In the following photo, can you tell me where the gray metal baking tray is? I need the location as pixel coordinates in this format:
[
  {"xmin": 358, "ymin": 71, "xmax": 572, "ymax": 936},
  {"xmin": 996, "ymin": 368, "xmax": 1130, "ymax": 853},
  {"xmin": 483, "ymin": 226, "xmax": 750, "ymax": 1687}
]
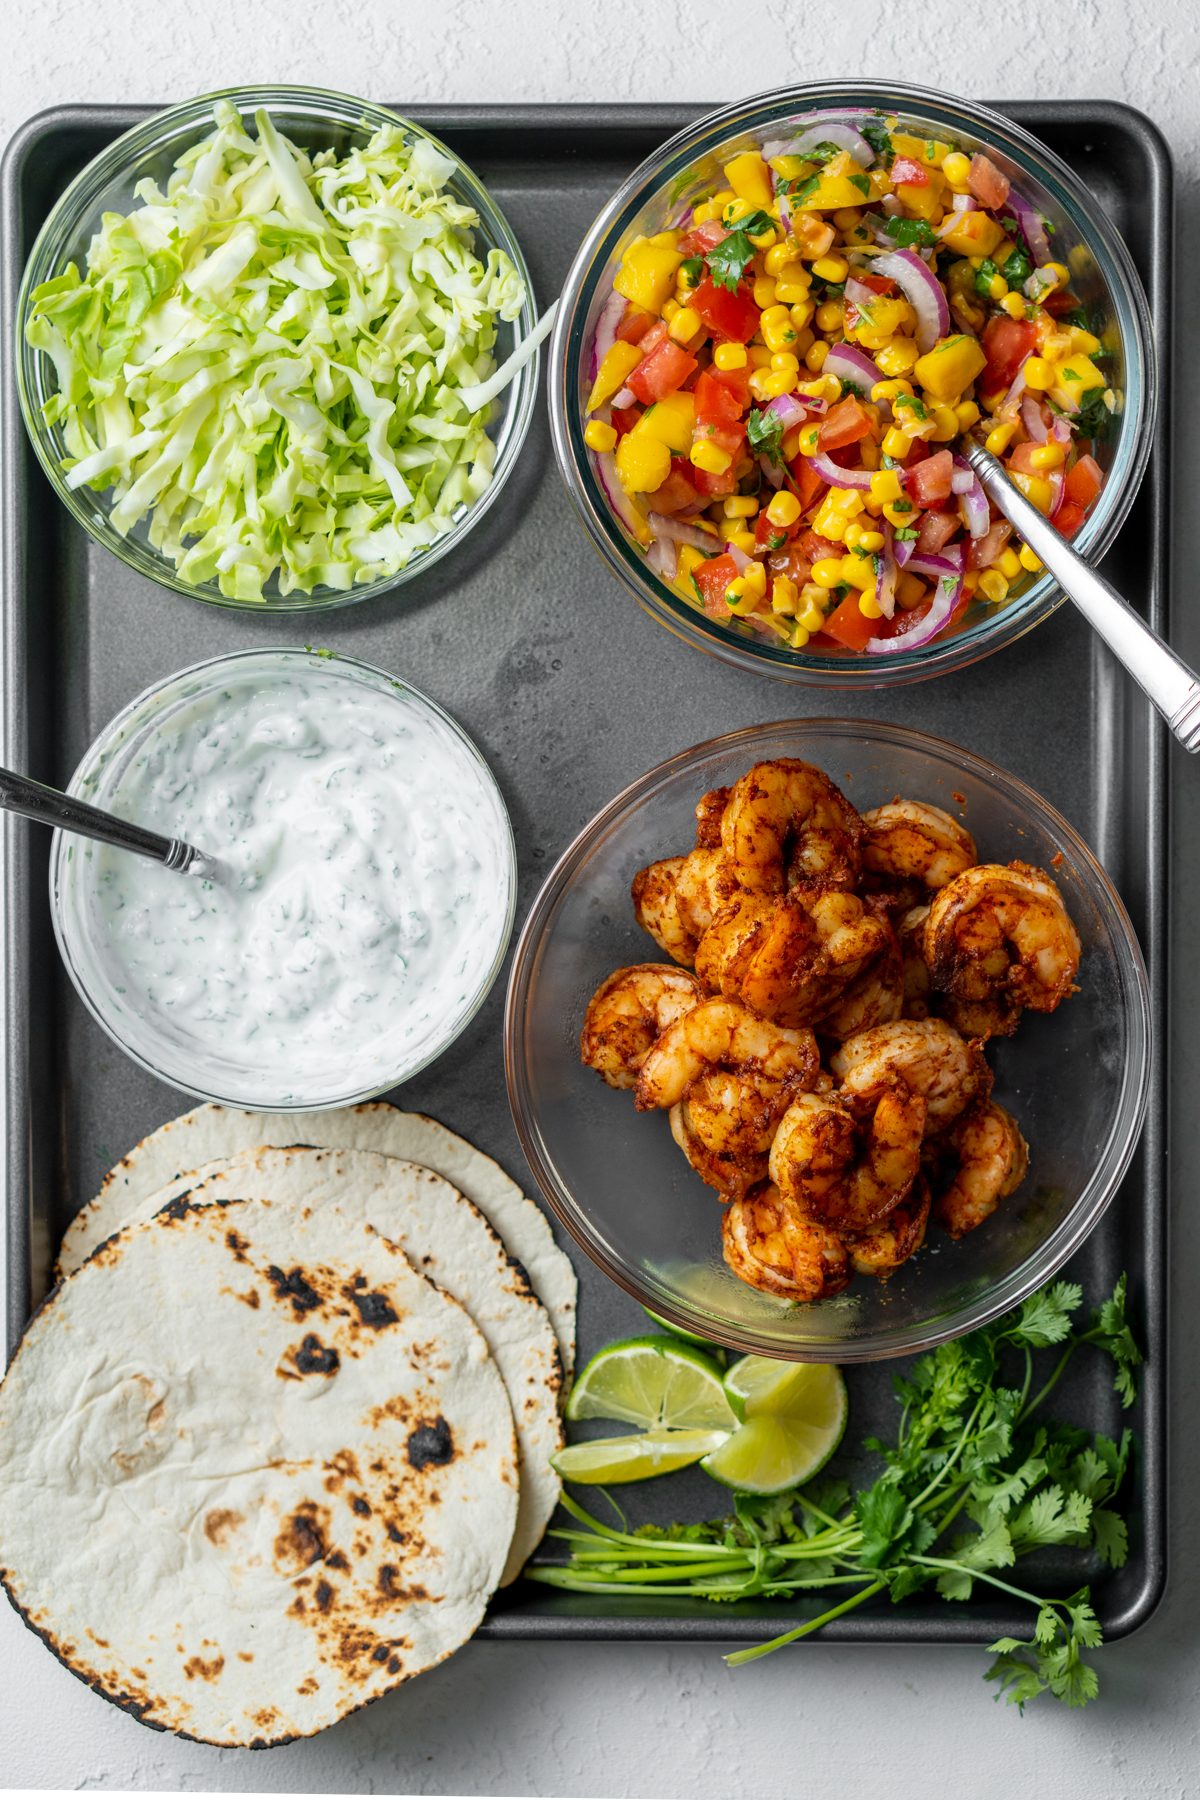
[{"xmin": 0, "ymin": 100, "xmax": 1170, "ymax": 1650}]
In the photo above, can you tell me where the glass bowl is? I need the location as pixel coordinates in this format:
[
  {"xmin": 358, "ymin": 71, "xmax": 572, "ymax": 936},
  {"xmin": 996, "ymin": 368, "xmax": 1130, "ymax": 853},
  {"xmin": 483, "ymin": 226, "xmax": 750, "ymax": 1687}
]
[
  {"xmin": 549, "ymin": 80, "xmax": 1155, "ymax": 688},
  {"xmin": 51, "ymin": 647, "xmax": 517, "ymax": 1109},
  {"xmin": 505, "ymin": 719, "xmax": 1151, "ymax": 1359},
  {"xmin": 15, "ymin": 85, "xmax": 539, "ymax": 613}
]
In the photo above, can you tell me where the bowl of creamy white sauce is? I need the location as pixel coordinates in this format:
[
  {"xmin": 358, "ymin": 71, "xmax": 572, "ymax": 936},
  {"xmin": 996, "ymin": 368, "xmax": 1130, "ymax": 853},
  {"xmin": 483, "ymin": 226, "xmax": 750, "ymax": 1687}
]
[{"xmin": 50, "ymin": 648, "xmax": 516, "ymax": 1109}]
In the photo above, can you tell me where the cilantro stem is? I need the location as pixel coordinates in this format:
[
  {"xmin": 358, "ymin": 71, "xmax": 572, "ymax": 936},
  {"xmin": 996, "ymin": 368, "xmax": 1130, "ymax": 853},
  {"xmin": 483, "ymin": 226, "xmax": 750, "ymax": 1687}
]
[
  {"xmin": 910, "ymin": 1555, "xmax": 1048, "ymax": 1612},
  {"xmin": 723, "ymin": 1579, "xmax": 888, "ymax": 1666},
  {"xmin": 1020, "ymin": 1343, "xmax": 1076, "ymax": 1423}
]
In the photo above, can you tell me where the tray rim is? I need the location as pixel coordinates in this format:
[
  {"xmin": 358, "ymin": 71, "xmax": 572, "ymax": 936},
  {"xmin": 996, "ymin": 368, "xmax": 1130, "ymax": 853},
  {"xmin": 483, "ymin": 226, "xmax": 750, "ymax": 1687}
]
[{"xmin": 0, "ymin": 95, "xmax": 1171, "ymax": 1650}]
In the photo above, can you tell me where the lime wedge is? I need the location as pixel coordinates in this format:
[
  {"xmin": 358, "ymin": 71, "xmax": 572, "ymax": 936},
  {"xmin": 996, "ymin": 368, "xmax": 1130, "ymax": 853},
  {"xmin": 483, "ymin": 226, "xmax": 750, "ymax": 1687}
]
[
  {"xmin": 703, "ymin": 1364, "xmax": 848, "ymax": 1495},
  {"xmin": 566, "ymin": 1335, "xmax": 737, "ymax": 1431},
  {"xmin": 552, "ymin": 1428, "xmax": 731, "ymax": 1485},
  {"xmin": 642, "ymin": 1307, "xmax": 721, "ymax": 1349}
]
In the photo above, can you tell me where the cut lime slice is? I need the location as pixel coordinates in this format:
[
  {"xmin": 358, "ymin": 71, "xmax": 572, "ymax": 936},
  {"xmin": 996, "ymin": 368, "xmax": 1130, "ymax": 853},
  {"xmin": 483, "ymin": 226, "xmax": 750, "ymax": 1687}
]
[
  {"xmin": 642, "ymin": 1307, "xmax": 720, "ymax": 1349},
  {"xmin": 566, "ymin": 1335, "xmax": 737, "ymax": 1431},
  {"xmin": 552, "ymin": 1428, "xmax": 731, "ymax": 1485},
  {"xmin": 723, "ymin": 1356, "xmax": 846, "ymax": 1426}
]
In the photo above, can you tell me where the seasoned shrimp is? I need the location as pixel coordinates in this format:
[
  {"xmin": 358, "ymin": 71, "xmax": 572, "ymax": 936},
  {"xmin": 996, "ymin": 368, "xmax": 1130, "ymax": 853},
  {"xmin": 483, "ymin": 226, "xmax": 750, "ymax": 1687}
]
[
  {"xmin": 769, "ymin": 1084, "xmax": 925, "ymax": 1232},
  {"xmin": 861, "ymin": 799, "xmax": 977, "ymax": 906},
  {"xmin": 934, "ymin": 1102, "xmax": 1029, "ymax": 1238},
  {"xmin": 720, "ymin": 758, "xmax": 863, "ymax": 893},
  {"xmin": 898, "ymin": 904, "xmax": 933, "ymax": 1020},
  {"xmin": 923, "ymin": 861, "xmax": 1081, "ymax": 1019},
  {"xmin": 631, "ymin": 847, "xmax": 738, "ymax": 967},
  {"xmin": 815, "ymin": 916, "xmax": 904, "ymax": 1039},
  {"xmin": 636, "ymin": 997, "xmax": 819, "ymax": 1198},
  {"xmin": 722, "ymin": 1182, "xmax": 849, "ymax": 1302},
  {"xmin": 846, "ymin": 1175, "xmax": 931, "ymax": 1277},
  {"xmin": 694, "ymin": 786, "xmax": 731, "ymax": 849},
  {"xmin": 830, "ymin": 1018, "xmax": 991, "ymax": 1129},
  {"xmin": 580, "ymin": 964, "xmax": 702, "ymax": 1089},
  {"xmin": 696, "ymin": 888, "xmax": 892, "ymax": 1029}
]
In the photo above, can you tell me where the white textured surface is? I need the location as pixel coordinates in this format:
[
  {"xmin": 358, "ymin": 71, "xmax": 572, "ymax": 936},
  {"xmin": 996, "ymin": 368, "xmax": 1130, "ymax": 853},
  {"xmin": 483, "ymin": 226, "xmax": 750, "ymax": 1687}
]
[{"xmin": 4, "ymin": 3, "xmax": 1200, "ymax": 1794}]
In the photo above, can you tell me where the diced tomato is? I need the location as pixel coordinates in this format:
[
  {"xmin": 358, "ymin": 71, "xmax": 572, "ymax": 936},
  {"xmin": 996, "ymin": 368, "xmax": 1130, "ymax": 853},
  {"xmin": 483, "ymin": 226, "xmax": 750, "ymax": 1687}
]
[
  {"xmin": 818, "ymin": 396, "xmax": 875, "ymax": 451},
  {"xmin": 967, "ymin": 153, "xmax": 1010, "ymax": 210},
  {"xmin": 1044, "ymin": 289, "xmax": 1081, "ymax": 318},
  {"xmin": 692, "ymin": 277, "xmax": 761, "ymax": 344},
  {"xmin": 638, "ymin": 321, "xmax": 669, "ymax": 356},
  {"xmin": 708, "ymin": 359, "xmax": 752, "ymax": 411},
  {"xmin": 1065, "ymin": 453, "xmax": 1104, "ymax": 508},
  {"xmin": 1054, "ymin": 500, "xmax": 1085, "ymax": 538},
  {"xmin": 890, "ymin": 155, "xmax": 928, "ymax": 187},
  {"xmin": 692, "ymin": 368, "xmax": 744, "ymax": 424},
  {"xmin": 855, "ymin": 272, "xmax": 897, "ymax": 296},
  {"xmin": 627, "ymin": 341, "xmax": 698, "ymax": 404},
  {"xmin": 693, "ymin": 552, "xmax": 740, "ymax": 616},
  {"xmin": 610, "ymin": 406, "xmax": 639, "ymax": 438},
  {"xmin": 689, "ymin": 462, "xmax": 738, "ymax": 498},
  {"xmin": 797, "ymin": 528, "xmax": 841, "ymax": 563},
  {"xmin": 698, "ymin": 418, "xmax": 747, "ymax": 459},
  {"xmin": 915, "ymin": 509, "xmax": 960, "ymax": 555},
  {"xmin": 1006, "ymin": 440, "xmax": 1045, "ymax": 476},
  {"xmin": 823, "ymin": 592, "xmax": 877, "ymax": 650},
  {"xmin": 767, "ymin": 545, "xmax": 815, "ymax": 586},
  {"xmin": 615, "ymin": 308, "xmax": 656, "ymax": 345},
  {"xmin": 646, "ymin": 467, "xmax": 702, "ymax": 515},
  {"xmin": 966, "ymin": 520, "xmax": 1013, "ymax": 570},
  {"xmin": 754, "ymin": 503, "xmax": 800, "ymax": 552},
  {"xmin": 677, "ymin": 221, "xmax": 727, "ymax": 257},
  {"xmin": 981, "ymin": 316, "xmax": 1037, "ymax": 395},
  {"xmin": 788, "ymin": 456, "xmax": 828, "ymax": 513},
  {"xmin": 905, "ymin": 448, "xmax": 954, "ymax": 506}
]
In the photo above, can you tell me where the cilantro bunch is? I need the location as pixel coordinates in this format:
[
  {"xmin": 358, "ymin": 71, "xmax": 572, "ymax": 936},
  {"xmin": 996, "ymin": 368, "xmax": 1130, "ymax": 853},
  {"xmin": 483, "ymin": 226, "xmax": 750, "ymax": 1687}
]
[{"xmin": 530, "ymin": 1276, "xmax": 1141, "ymax": 1710}]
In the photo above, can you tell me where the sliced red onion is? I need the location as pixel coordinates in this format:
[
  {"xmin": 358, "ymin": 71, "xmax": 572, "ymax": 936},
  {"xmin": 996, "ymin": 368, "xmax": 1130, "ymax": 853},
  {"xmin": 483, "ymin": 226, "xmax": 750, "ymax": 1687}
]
[
  {"xmin": 807, "ymin": 452, "xmax": 873, "ymax": 490},
  {"xmin": 845, "ymin": 274, "xmax": 877, "ymax": 310},
  {"xmin": 825, "ymin": 343, "xmax": 882, "ymax": 391},
  {"xmin": 951, "ymin": 454, "xmax": 990, "ymax": 538},
  {"xmin": 881, "ymin": 192, "xmax": 902, "ymax": 218},
  {"xmin": 893, "ymin": 533, "xmax": 916, "ymax": 569},
  {"xmin": 611, "ymin": 384, "xmax": 635, "ymax": 410},
  {"xmin": 724, "ymin": 540, "xmax": 753, "ymax": 573},
  {"xmin": 950, "ymin": 193, "xmax": 978, "ymax": 214},
  {"xmin": 1000, "ymin": 360, "xmax": 1029, "ymax": 414},
  {"xmin": 596, "ymin": 452, "xmax": 650, "ymax": 543},
  {"xmin": 1049, "ymin": 470, "xmax": 1065, "ymax": 520},
  {"xmin": 645, "ymin": 534, "xmax": 677, "ymax": 581},
  {"xmin": 1021, "ymin": 395, "xmax": 1050, "ymax": 442},
  {"xmin": 1007, "ymin": 186, "xmax": 1053, "ymax": 268},
  {"xmin": 875, "ymin": 522, "xmax": 898, "ymax": 620},
  {"xmin": 759, "ymin": 452, "xmax": 785, "ymax": 489},
  {"xmin": 1051, "ymin": 414, "xmax": 1072, "ymax": 445},
  {"xmin": 765, "ymin": 393, "xmax": 810, "ymax": 431},
  {"xmin": 646, "ymin": 512, "xmax": 718, "ymax": 551},
  {"xmin": 591, "ymin": 288, "xmax": 627, "ymax": 380},
  {"xmin": 771, "ymin": 122, "xmax": 875, "ymax": 167},
  {"xmin": 866, "ymin": 564, "xmax": 967, "ymax": 655},
  {"xmin": 773, "ymin": 170, "xmax": 792, "ymax": 233},
  {"xmin": 871, "ymin": 249, "xmax": 950, "ymax": 352},
  {"xmin": 903, "ymin": 542, "xmax": 967, "ymax": 580}
]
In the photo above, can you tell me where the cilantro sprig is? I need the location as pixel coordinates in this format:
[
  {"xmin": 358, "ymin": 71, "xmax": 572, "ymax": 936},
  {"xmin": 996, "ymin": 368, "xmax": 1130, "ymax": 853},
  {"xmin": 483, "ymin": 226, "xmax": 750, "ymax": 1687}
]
[
  {"xmin": 705, "ymin": 210, "xmax": 775, "ymax": 291},
  {"xmin": 746, "ymin": 406, "xmax": 785, "ymax": 465},
  {"xmin": 530, "ymin": 1274, "xmax": 1141, "ymax": 1711}
]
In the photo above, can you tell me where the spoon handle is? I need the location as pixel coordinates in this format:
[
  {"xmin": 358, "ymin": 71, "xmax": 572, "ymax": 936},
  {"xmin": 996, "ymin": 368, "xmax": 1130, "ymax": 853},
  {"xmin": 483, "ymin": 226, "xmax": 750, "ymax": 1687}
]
[
  {"xmin": 965, "ymin": 442, "xmax": 1200, "ymax": 752},
  {"xmin": 0, "ymin": 766, "xmax": 210, "ymax": 873}
]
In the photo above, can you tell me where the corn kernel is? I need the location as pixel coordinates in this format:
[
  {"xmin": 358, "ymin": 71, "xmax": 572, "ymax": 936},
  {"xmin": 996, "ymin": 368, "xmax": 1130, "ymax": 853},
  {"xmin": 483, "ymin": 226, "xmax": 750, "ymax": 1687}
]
[
  {"xmin": 747, "ymin": 222, "xmax": 777, "ymax": 249},
  {"xmin": 978, "ymin": 570, "xmax": 1009, "ymax": 603},
  {"xmin": 782, "ymin": 427, "xmax": 805, "ymax": 461},
  {"xmin": 1012, "ymin": 472, "xmax": 1054, "ymax": 514},
  {"xmin": 760, "ymin": 304, "xmax": 796, "ymax": 352},
  {"xmin": 796, "ymin": 424, "xmax": 822, "ymax": 456},
  {"xmin": 766, "ymin": 489, "xmax": 802, "ymax": 528},
  {"xmin": 1047, "ymin": 261, "xmax": 1070, "ymax": 286},
  {"xmin": 1028, "ymin": 442, "xmax": 1066, "ymax": 471},
  {"xmin": 883, "ymin": 499, "xmax": 917, "ymax": 528},
  {"xmin": 812, "ymin": 253, "xmax": 849, "ymax": 283},
  {"xmin": 897, "ymin": 571, "xmax": 926, "ymax": 609},
  {"xmin": 955, "ymin": 400, "xmax": 981, "ymax": 431},
  {"xmin": 748, "ymin": 344, "xmax": 773, "ymax": 368},
  {"xmin": 942, "ymin": 150, "xmax": 972, "ymax": 191},
  {"xmin": 775, "ymin": 266, "xmax": 811, "ymax": 305},
  {"xmin": 838, "ymin": 555, "xmax": 873, "ymax": 590},
  {"xmin": 870, "ymin": 469, "xmax": 904, "ymax": 504},
  {"xmin": 771, "ymin": 575, "xmax": 799, "ymax": 614},
  {"xmin": 725, "ymin": 576, "xmax": 749, "ymax": 608},
  {"xmin": 930, "ymin": 403, "xmax": 959, "ymax": 442},
  {"xmin": 984, "ymin": 421, "xmax": 1017, "ymax": 455},
  {"xmin": 713, "ymin": 342, "xmax": 748, "ymax": 374},
  {"xmin": 963, "ymin": 570, "xmax": 980, "ymax": 596},
  {"xmin": 753, "ymin": 275, "xmax": 779, "ymax": 309},
  {"xmin": 1000, "ymin": 291, "xmax": 1027, "ymax": 320},
  {"xmin": 790, "ymin": 324, "xmax": 816, "ymax": 355},
  {"xmin": 812, "ymin": 557, "xmax": 845, "ymax": 587},
  {"xmin": 1019, "ymin": 544, "xmax": 1044, "ymax": 573},
  {"xmin": 875, "ymin": 337, "xmax": 921, "ymax": 376},
  {"xmin": 764, "ymin": 242, "xmax": 794, "ymax": 277},
  {"xmin": 723, "ymin": 197, "xmax": 753, "ymax": 226},
  {"xmin": 858, "ymin": 589, "xmax": 884, "ymax": 618},
  {"xmin": 816, "ymin": 300, "xmax": 844, "ymax": 332},
  {"xmin": 668, "ymin": 306, "xmax": 701, "ymax": 345},
  {"xmin": 987, "ymin": 273, "xmax": 1008, "ymax": 301},
  {"xmin": 832, "ymin": 207, "xmax": 864, "ymax": 232},
  {"xmin": 857, "ymin": 528, "xmax": 885, "ymax": 552},
  {"xmin": 997, "ymin": 547, "xmax": 1022, "ymax": 579},
  {"xmin": 662, "ymin": 297, "xmax": 680, "ymax": 322},
  {"xmin": 790, "ymin": 623, "xmax": 811, "ymax": 648},
  {"xmin": 882, "ymin": 426, "xmax": 913, "ymax": 459},
  {"xmin": 677, "ymin": 263, "xmax": 701, "ymax": 292},
  {"xmin": 583, "ymin": 418, "xmax": 617, "ymax": 454},
  {"xmin": 859, "ymin": 436, "xmax": 880, "ymax": 472},
  {"xmin": 1023, "ymin": 357, "xmax": 1055, "ymax": 391},
  {"xmin": 872, "ymin": 378, "xmax": 914, "ymax": 404},
  {"xmin": 750, "ymin": 368, "xmax": 798, "ymax": 401},
  {"xmin": 800, "ymin": 582, "xmax": 829, "ymax": 613},
  {"xmin": 690, "ymin": 440, "xmax": 733, "ymax": 475},
  {"xmin": 843, "ymin": 520, "xmax": 864, "ymax": 549},
  {"xmin": 726, "ymin": 528, "xmax": 757, "ymax": 554},
  {"xmin": 798, "ymin": 602, "xmax": 825, "ymax": 634},
  {"xmin": 805, "ymin": 339, "xmax": 829, "ymax": 372},
  {"xmin": 723, "ymin": 495, "xmax": 759, "ymax": 518},
  {"xmin": 788, "ymin": 299, "xmax": 816, "ymax": 332},
  {"xmin": 801, "ymin": 373, "xmax": 842, "ymax": 405},
  {"xmin": 691, "ymin": 200, "xmax": 719, "ymax": 225}
]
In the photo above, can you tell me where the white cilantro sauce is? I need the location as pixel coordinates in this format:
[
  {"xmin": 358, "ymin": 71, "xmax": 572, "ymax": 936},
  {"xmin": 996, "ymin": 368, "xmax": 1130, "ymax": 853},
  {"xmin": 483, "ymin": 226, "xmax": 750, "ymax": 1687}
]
[{"xmin": 62, "ymin": 656, "xmax": 512, "ymax": 1106}]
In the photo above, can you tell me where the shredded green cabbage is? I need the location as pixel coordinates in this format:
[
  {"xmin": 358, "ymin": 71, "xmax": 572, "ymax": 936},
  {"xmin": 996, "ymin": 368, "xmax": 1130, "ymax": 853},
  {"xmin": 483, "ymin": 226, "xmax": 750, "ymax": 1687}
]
[{"xmin": 26, "ymin": 101, "xmax": 527, "ymax": 600}]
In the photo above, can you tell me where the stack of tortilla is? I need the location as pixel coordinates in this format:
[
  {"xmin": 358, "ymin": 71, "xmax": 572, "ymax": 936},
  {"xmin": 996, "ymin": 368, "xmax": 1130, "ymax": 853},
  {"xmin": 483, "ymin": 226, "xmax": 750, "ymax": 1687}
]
[{"xmin": 0, "ymin": 1104, "xmax": 576, "ymax": 1747}]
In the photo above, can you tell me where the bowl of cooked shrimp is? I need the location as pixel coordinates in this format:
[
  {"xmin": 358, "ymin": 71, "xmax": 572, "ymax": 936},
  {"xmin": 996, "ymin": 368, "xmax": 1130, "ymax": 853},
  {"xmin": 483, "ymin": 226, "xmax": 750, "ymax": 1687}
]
[{"xmin": 505, "ymin": 719, "xmax": 1151, "ymax": 1360}]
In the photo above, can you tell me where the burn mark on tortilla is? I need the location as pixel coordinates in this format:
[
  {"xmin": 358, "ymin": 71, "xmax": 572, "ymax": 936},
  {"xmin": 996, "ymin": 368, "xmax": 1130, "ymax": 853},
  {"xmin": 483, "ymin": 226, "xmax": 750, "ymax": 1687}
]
[
  {"xmin": 274, "ymin": 1501, "xmax": 330, "ymax": 1573},
  {"xmin": 203, "ymin": 1508, "xmax": 244, "ymax": 1547},
  {"xmin": 347, "ymin": 1286, "xmax": 398, "ymax": 1328},
  {"xmin": 268, "ymin": 1265, "xmax": 322, "ymax": 1314},
  {"xmin": 183, "ymin": 1652, "xmax": 225, "ymax": 1682},
  {"xmin": 225, "ymin": 1228, "xmax": 251, "ymax": 1262},
  {"xmin": 386, "ymin": 1523, "xmax": 407, "ymax": 1545},
  {"xmin": 325, "ymin": 1549, "xmax": 350, "ymax": 1573},
  {"xmin": 293, "ymin": 1334, "xmax": 339, "ymax": 1376},
  {"xmin": 314, "ymin": 1580, "xmax": 335, "ymax": 1613},
  {"xmin": 377, "ymin": 1564, "xmax": 400, "ymax": 1598},
  {"xmin": 159, "ymin": 1195, "xmax": 199, "ymax": 1222},
  {"xmin": 371, "ymin": 1644, "xmax": 389, "ymax": 1663},
  {"xmin": 351, "ymin": 1495, "xmax": 371, "ymax": 1517},
  {"xmin": 406, "ymin": 1416, "xmax": 455, "ymax": 1470}
]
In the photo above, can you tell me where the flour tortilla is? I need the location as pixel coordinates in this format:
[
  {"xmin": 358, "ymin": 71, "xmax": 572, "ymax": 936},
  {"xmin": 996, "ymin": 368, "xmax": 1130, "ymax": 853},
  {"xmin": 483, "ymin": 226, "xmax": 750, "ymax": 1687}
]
[
  {"xmin": 0, "ymin": 1196, "xmax": 517, "ymax": 1746},
  {"xmin": 62, "ymin": 1105, "xmax": 577, "ymax": 1371},
  {"xmin": 136, "ymin": 1145, "xmax": 561, "ymax": 1582}
]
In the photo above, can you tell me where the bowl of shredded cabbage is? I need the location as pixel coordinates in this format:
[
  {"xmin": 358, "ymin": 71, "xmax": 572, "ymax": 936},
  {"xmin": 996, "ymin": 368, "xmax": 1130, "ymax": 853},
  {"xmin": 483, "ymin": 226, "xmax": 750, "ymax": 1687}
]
[{"xmin": 16, "ymin": 87, "xmax": 539, "ymax": 608}]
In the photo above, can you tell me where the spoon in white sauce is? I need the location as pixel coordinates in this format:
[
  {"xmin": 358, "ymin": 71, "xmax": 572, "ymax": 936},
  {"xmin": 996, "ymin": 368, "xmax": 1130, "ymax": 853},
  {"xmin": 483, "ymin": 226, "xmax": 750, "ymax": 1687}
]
[{"xmin": 0, "ymin": 765, "xmax": 218, "ymax": 879}]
